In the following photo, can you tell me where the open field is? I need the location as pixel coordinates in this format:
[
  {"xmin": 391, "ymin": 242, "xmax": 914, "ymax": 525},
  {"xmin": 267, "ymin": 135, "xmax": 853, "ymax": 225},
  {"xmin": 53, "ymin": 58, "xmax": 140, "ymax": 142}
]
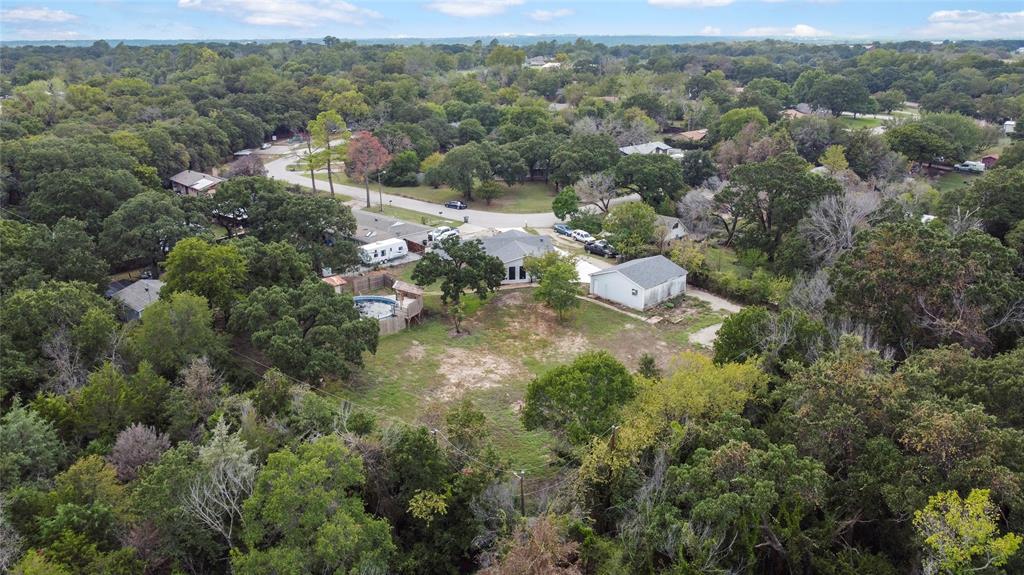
[
  {"xmin": 838, "ymin": 116, "xmax": 884, "ymax": 129},
  {"xmin": 327, "ymin": 288, "xmax": 724, "ymax": 482},
  {"xmin": 933, "ymin": 171, "xmax": 979, "ymax": 193}
]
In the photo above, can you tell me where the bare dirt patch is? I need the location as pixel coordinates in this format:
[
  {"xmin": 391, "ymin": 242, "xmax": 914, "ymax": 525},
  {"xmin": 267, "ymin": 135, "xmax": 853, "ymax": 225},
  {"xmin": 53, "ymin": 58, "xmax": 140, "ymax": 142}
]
[
  {"xmin": 404, "ymin": 341, "xmax": 427, "ymax": 361},
  {"xmin": 434, "ymin": 348, "xmax": 522, "ymax": 402}
]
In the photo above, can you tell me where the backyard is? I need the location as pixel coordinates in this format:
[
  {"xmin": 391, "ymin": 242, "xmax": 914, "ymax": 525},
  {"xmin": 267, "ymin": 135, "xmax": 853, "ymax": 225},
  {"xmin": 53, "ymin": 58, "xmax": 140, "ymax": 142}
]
[{"xmin": 326, "ymin": 287, "xmax": 725, "ymax": 487}]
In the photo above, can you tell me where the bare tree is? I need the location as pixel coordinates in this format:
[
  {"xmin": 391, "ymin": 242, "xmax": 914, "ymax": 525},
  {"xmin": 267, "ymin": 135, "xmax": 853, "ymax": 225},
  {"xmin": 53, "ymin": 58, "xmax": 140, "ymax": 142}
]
[
  {"xmin": 0, "ymin": 495, "xmax": 22, "ymax": 572},
  {"xmin": 785, "ymin": 270, "xmax": 833, "ymax": 317},
  {"xmin": 800, "ymin": 191, "xmax": 879, "ymax": 266},
  {"xmin": 572, "ymin": 115, "xmax": 655, "ymax": 147},
  {"xmin": 225, "ymin": 155, "xmax": 266, "ymax": 178},
  {"xmin": 946, "ymin": 205, "xmax": 982, "ymax": 237},
  {"xmin": 42, "ymin": 326, "xmax": 86, "ymax": 395},
  {"xmin": 574, "ymin": 172, "xmax": 618, "ymax": 213},
  {"xmin": 183, "ymin": 420, "xmax": 255, "ymax": 547},
  {"xmin": 481, "ymin": 514, "xmax": 581, "ymax": 575},
  {"xmin": 179, "ymin": 357, "xmax": 222, "ymax": 426},
  {"xmin": 108, "ymin": 423, "xmax": 171, "ymax": 482},
  {"xmin": 676, "ymin": 189, "xmax": 718, "ymax": 241}
]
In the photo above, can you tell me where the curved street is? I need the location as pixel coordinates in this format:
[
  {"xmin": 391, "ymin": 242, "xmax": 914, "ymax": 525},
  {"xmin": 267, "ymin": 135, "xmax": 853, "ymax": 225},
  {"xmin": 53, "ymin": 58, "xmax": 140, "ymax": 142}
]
[{"xmin": 263, "ymin": 151, "xmax": 639, "ymax": 229}]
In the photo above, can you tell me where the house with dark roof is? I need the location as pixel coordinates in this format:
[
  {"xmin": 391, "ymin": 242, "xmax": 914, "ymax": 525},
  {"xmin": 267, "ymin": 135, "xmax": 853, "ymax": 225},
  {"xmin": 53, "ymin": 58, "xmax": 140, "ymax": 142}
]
[
  {"xmin": 589, "ymin": 255, "xmax": 687, "ymax": 310},
  {"xmin": 169, "ymin": 170, "xmax": 224, "ymax": 197},
  {"xmin": 478, "ymin": 230, "xmax": 554, "ymax": 284},
  {"xmin": 110, "ymin": 279, "xmax": 164, "ymax": 321}
]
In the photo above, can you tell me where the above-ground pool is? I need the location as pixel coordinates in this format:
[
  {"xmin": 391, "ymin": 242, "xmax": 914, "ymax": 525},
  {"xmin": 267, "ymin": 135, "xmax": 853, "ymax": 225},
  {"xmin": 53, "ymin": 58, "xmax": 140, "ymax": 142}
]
[{"xmin": 353, "ymin": 295, "xmax": 399, "ymax": 319}]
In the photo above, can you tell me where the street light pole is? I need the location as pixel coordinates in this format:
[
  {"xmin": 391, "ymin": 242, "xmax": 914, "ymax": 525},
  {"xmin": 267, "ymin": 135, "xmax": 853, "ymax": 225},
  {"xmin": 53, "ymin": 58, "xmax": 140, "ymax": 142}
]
[{"xmin": 377, "ymin": 170, "xmax": 387, "ymax": 213}]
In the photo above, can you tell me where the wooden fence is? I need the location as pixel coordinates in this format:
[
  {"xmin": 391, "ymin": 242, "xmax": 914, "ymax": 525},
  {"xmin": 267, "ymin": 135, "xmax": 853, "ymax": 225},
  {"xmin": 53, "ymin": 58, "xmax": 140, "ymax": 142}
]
[{"xmin": 344, "ymin": 272, "xmax": 396, "ymax": 294}]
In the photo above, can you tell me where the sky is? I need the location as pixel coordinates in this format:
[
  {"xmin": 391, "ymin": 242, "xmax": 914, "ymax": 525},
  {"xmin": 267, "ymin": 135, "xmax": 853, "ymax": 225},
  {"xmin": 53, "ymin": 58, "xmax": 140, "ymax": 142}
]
[{"xmin": 1, "ymin": 1, "xmax": 1022, "ymax": 43}]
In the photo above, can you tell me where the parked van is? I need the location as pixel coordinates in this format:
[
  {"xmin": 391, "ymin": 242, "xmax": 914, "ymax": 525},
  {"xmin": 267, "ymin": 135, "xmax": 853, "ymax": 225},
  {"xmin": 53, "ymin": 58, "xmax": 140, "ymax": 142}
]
[{"xmin": 358, "ymin": 238, "xmax": 408, "ymax": 265}]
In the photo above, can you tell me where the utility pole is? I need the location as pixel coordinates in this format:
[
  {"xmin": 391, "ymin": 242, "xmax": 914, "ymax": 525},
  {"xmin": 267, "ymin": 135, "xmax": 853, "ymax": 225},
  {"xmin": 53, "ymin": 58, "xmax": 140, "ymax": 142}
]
[
  {"xmin": 518, "ymin": 470, "xmax": 526, "ymax": 517},
  {"xmin": 610, "ymin": 425, "xmax": 619, "ymax": 450}
]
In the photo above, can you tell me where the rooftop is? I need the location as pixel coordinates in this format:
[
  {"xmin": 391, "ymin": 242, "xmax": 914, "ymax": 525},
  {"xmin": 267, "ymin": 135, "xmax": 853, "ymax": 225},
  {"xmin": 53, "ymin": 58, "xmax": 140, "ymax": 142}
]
[
  {"xmin": 353, "ymin": 211, "xmax": 432, "ymax": 243},
  {"xmin": 169, "ymin": 170, "xmax": 224, "ymax": 191},
  {"xmin": 591, "ymin": 255, "xmax": 687, "ymax": 289},
  {"xmin": 478, "ymin": 229, "xmax": 553, "ymax": 263},
  {"xmin": 111, "ymin": 279, "xmax": 164, "ymax": 313},
  {"xmin": 619, "ymin": 141, "xmax": 682, "ymax": 156}
]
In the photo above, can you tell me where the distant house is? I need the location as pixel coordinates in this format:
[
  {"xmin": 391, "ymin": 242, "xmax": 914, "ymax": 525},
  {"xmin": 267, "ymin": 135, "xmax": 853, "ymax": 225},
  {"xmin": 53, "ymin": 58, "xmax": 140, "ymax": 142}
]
[
  {"xmin": 169, "ymin": 170, "xmax": 224, "ymax": 197},
  {"xmin": 981, "ymin": 154, "xmax": 1000, "ymax": 168},
  {"xmin": 478, "ymin": 229, "xmax": 554, "ymax": 284},
  {"xmin": 619, "ymin": 141, "xmax": 682, "ymax": 157},
  {"xmin": 589, "ymin": 255, "xmax": 687, "ymax": 311},
  {"xmin": 655, "ymin": 215, "xmax": 688, "ymax": 242},
  {"xmin": 675, "ymin": 128, "xmax": 708, "ymax": 143},
  {"xmin": 782, "ymin": 109, "xmax": 808, "ymax": 120},
  {"xmin": 352, "ymin": 211, "xmax": 433, "ymax": 253},
  {"xmin": 1004, "ymin": 121, "xmax": 1016, "ymax": 135},
  {"xmin": 111, "ymin": 279, "xmax": 164, "ymax": 321}
]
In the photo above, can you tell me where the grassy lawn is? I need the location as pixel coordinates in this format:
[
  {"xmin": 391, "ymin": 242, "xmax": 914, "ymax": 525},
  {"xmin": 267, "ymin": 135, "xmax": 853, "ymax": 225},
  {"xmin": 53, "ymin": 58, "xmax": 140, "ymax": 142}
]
[
  {"xmin": 327, "ymin": 288, "xmax": 720, "ymax": 482},
  {"xmin": 704, "ymin": 245, "xmax": 750, "ymax": 276},
  {"xmin": 311, "ymin": 173, "xmax": 558, "ymax": 214},
  {"xmin": 933, "ymin": 172, "xmax": 978, "ymax": 193},
  {"xmin": 838, "ymin": 116, "xmax": 884, "ymax": 129},
  {"xmin": 360, "ymin": 205, "xmax": 462, "ymax": 228}
]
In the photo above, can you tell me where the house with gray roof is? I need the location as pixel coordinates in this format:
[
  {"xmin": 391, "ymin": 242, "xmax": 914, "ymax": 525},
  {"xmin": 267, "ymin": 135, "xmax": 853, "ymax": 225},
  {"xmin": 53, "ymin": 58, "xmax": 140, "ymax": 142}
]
[
  {"xmin": 353, "ymin": 211, "xmax": 433, "ymax": 252},
  {"xmin": 479, "ymin": 230, "xmax": 554, "ymax": 284},
  {"xmin": 169, "ymin": 170, "xmax": 224, "ymax": 197},
  {"xmin": 111, "ymin": 279, "xmax": 164, "ymax": 321},
  {"xmin": 589, "ymin": 255, "xmax": 686, "ymax": 310}
]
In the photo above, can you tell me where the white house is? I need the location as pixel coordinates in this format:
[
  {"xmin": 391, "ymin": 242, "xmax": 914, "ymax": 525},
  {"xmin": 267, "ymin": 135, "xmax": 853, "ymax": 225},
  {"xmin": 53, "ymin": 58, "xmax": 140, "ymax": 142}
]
[
  {"xmin": 589, "ymin": 255, "xmax": 687, "ymax": 311},
  {"xmin": 619, "ymin": 141, "xmax": 683, "ymax": 157},
  {"xmin": 1005, "ymin": 120, "xmax": 1017, "ymax": 135},
  {"xmin": 655, "ymin": 215, "xmax": 688, "ymax": 242},
  {"xmin": 479, "ymin": 230, "xmax": 553, "ymax": 284},
  {"xmin": 111, "ymin": 279, "xmax": 164, "ymax": 321}
]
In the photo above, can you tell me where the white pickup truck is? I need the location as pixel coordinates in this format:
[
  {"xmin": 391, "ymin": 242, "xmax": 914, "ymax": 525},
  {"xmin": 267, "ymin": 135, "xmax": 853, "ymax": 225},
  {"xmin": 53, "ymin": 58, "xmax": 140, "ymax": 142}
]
[{"xmin": 953, "ymin": 161, "xmax": 985, "ymax": 174}]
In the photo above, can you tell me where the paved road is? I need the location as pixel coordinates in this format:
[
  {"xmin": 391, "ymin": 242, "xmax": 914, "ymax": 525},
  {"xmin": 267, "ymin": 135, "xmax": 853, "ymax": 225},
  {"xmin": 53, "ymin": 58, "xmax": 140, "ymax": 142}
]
[{"xmin": 264, "ymin": 152, "xmax": 639, "ymax": 229}]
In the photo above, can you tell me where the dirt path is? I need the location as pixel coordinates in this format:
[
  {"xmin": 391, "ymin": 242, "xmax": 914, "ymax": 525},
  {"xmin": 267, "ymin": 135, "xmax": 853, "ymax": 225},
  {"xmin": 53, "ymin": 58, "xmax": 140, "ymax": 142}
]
[{"xmin": 689, "ymin": 323, "xmax": 724, "ymax": 348}]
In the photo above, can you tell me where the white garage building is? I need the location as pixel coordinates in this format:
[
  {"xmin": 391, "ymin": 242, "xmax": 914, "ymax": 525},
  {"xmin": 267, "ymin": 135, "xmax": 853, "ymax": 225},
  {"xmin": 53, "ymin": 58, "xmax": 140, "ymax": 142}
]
[
  {"xmin": 479, "ymin": 230, "xmax": 554, "ymax": 284},
  {"xmin": 589, "ymin": 255, "xmax": 687, "ymax": 311}
]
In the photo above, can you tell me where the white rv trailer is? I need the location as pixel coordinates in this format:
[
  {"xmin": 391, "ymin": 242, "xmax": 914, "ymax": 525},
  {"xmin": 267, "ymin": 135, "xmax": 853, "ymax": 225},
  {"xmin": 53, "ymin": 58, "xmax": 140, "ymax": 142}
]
[{"xmin": 358, "ymin": 238, "xmax": 408, "ymax": 265}]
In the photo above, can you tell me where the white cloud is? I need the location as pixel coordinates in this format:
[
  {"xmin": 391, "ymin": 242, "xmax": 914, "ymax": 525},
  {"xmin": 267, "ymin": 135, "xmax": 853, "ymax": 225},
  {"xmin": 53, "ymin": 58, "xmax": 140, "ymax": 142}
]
[
  {"xmin": 528, "ymin": 8, "xmax": 573, "ymax": 22},
  {"xmin": 425, "ymin": 0, "xmax": 523, "ymax": 18},
  {"xmin": 649, "ymin": 0, "xmax": 734, "ymax": 7},
  {"xmin": 916, "ymin": 10, "xmax": 1024, "ymax": 39},
  {"xmin": 177, "ymin": 0, "xmax": 380, "ymax": 27},
  {"xmin": 699, "ymin": 25, "xmax": 722, "ymax": 35},
  {"xmin": 741, "ymin": 23, "xmax": 830, "ymax": 37},
  {"xmin": 0, "ymin": 7, "xmax": 77, "ymax": 22}
]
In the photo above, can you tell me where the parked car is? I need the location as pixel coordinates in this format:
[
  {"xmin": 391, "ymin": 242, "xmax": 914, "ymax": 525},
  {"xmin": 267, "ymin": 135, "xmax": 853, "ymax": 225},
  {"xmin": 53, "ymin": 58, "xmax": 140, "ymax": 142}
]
[
  {"xmin": 445, "ymin": 200, "xmax": 468, "ymax": 210},
  {"xmin": 435, "ymin": 229, "xmax": 460, "ymax": 242},
  {"xmin": 953, "ymin": 161, "xmax": 985, "ymax": 174},
  {"xmin": 585, "ymin": 239, "xmax": 617, "ymax": 258},
  {"xmin": 260, "ymin": 142, "xmax": 272, "ymax": 150},
  {"xmin": 428, "ymin": 226, "xmax": 452, "ymax": 241},
  {"xmin": 553, "ymin": 223, "xmax": 573, "ymax": 236},
  {"xmin": 570, "ymin": 229, "xmax": 595, "ymax": 243}
]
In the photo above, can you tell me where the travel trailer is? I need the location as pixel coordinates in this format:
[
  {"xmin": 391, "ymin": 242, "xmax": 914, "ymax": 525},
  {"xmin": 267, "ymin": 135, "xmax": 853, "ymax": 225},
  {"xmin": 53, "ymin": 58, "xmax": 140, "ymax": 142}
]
[{"xmin": 358, "ymin": 238, "xmax": 408, "ymax": 265}]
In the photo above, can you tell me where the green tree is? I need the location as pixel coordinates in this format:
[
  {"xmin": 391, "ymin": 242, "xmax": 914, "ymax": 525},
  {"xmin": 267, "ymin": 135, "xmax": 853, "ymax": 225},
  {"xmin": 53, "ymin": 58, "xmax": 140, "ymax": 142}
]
[
  {"xmin": 914, "ymin": 489, "xmax": 1022, "ymax": 575},
  {"xmin": 162, "ymin": 238, "xmax": 247, "ymax": 313},
  {"xmin": 679, "ymin": 149, "xmax": 716, "ymax": 187},
  {"xmin": 614, "ymin": 154, "xmax": 685, "ymax": 207},
  {"xmin": 819, "ymin": 144, "xmax": 849, "ymax": 173},
  {"xmin": 885, "ymin": 123, "xmax": 958, "ymax": 166},
  {"xmin": 232, "ymin": 436, "xmax": 395, "ymax": 574},
  {"xmin": 381, "ymin": 150, "xmax": 420, "ymax": 187},
  {"xmin": 0, "ymin": 400, "xmax": 63, "ymax": 489},
  {"xmin": 713, "ymin": 106, "xmax": 768, "ymax": 141},
  {"xmin": 26, "ymin": 168, "xmax": 143, "ymax": 234},
  {"xmin": 875, "ymin": 89, "xmax": 907, "ymax": 113},
  {"xmin": 229, "ymin": 280, "xmax": 378, "ymax": 381},
  {"xmin": 130, "ymin": 292, "xmax": 220, "ymax": 376},
  {"xmin": 715, "ymin": 152, "xmax": 840, "ymax": 259},
  {"xmin": 307, "ymin": 110, "xmax": 347, "ymax": 197},
  {"xmin": 550, "ymin": 134, "xmax": 621, "ymax": 188},
  {"xmin": 603, "ymin": 202, "xmax": 658, "ymax": 259},
  {"xmin": 947, "ymin": 167, "xmax": 1024, "ymax": 239},
  {"xmin": 0, "ymin": 218, "xmax": 108, "ymax": 295},
  {"xmin": 74, "ymin": 361, "xmax": 169, "ymax": 442},
  {"xmin": 261, "ymin": 193, "xmax": 358, "ymax": 273},
  {"xmin": 525, "ymin": 252, "xmax": 581, "ymax": 320},
  {"xmin": 476, "ymin": 179, "xmax": 503, "ymax": 206},
  {"xmin": 523, "ymin": 351, "xmax": 635, "ymax": 445},
  {"xmin": 99, "ymin": 191, "xmax": 189, "ymax": 266},
  {"xmin": 438, "ymin": 143, "xmax": 489, "ymax": 200},
  {"xmin": 552, "ymin": 186, "xmax": 580, "ymax": 220},
  {"xmin": 233, "ymin": 237, "xmax": 311, "ymax": 290},
  {"xmin": 410, "ymin": 236, "xmax": 504, "ymax": 305}
]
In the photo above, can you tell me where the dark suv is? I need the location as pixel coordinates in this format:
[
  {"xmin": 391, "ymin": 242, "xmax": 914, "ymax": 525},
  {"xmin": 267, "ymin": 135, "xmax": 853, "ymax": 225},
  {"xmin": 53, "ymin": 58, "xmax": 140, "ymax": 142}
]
[{"xmin": 585, "ymin": 239, "xmax": 617, "ymax": 258}]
